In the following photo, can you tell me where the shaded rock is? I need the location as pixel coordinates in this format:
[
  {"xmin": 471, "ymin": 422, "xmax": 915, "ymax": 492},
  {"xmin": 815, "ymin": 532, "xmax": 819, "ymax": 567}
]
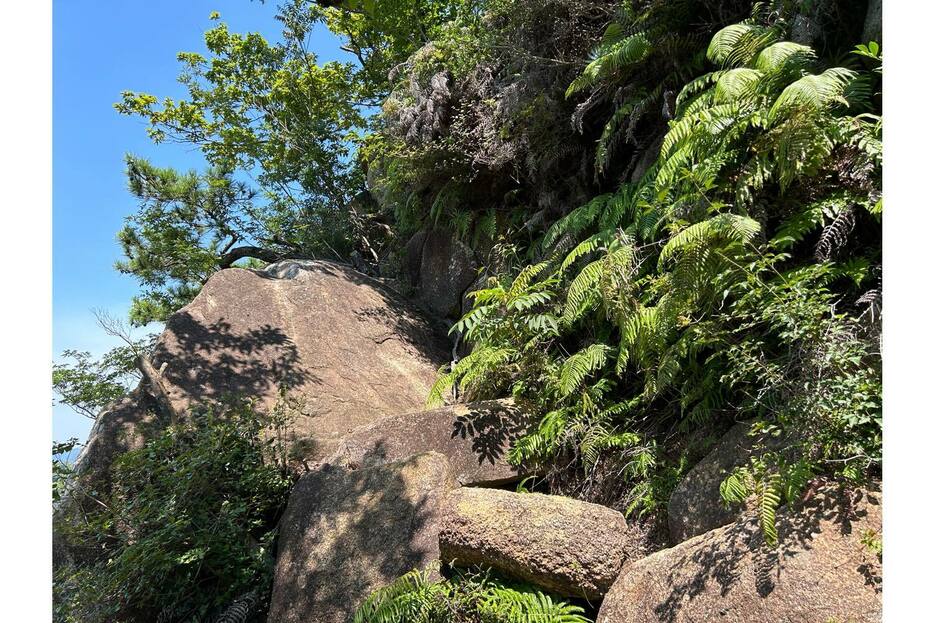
[
  {"xmin": 628, "ymin": 133, "xmax": 663, "ymax": 183},
  {"xmin": 863, "ymin": 0, "xmax": 882, "ymax": 44},
  {"xmin": 668, "ymin": 422, "xmax": 782, "ymax": 544},
  {"xmin": 74, "ymin": 386, "xmax": 162, "ymax": 481},
  {"xmin": 404, "ymin": 230, "xmax": 428, "ymax": 285},
  {"xmin": 76, "ymin": 260, "xmax": 450, "ymax": 477},
  {"xmin": 409, "ymin": 230, "xmax": 479, "ymax": 318},
  {"xmin": 268, "ymin": 452, "xmax": 458, "ymax": 623},
  {"xmin": 332, "ymin": 399, "xmax": 531, "ymax": 486},
  {"xmin": 440, "ymin": 488, "xmax": 636, "ymax": 599},
  {"xmin": 598, "ymin": 483, "xmax": 882, "ymax": 623}
]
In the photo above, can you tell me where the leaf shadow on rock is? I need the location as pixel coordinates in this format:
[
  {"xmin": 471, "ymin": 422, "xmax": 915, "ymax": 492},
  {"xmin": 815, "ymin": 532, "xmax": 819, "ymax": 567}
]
[
  {"xmin": 303, "ymin": 261, "xmax": 451, "ymax": 359},
  {"xmin": 155, "ymin": 311, "xmax": 316, "ymax": 403},
  {"xmin": 450, "ymin": 401, "xmax": 531, "ymax": 468},
  {"xmin": 651, "ymin": 483, "xmax": 880, "ymax": 622},
  {"xmin": 270, "ymin": 455, "xmax": 449, "ymax": 623}
]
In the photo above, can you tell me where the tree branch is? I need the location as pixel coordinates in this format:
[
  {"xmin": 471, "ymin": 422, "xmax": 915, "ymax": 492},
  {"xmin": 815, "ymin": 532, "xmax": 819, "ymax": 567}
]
[
  {"xmin": 137, "ymin": 355, "xmax": 180, "ymax": 424},
  {"xmin": 216, "ymin": 246, "xmax": 284, "ymax": 269}
]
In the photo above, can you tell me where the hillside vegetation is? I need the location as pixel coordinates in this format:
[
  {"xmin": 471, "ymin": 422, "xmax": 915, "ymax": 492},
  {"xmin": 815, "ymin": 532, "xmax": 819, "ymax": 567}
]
[{"xmin": 53, "ymin": 1, "xmax": 882, "ymax": 622}]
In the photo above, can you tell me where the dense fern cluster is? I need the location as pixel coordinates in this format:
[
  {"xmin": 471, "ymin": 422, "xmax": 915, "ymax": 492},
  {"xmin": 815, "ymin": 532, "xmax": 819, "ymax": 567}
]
[
  {"xmin": 354, "ymin": 568, "xmax": 591, "ymax": 623},
  {"xmin": 431, "ymin": 6, "xmax": 881, "ymax": 538}
]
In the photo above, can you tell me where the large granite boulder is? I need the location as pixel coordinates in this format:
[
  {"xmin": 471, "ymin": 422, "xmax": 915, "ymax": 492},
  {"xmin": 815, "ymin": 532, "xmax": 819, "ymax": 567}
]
[
  {"xmin": 668, "ymin": 422, "xmax": 782, "ymax": 544},
  {"xmin": 598, "ymin": 483, "xmax": 882, "ymax": 623},
  {"xmin": 76, "ymin": 260, "xmax": 450, "ymax": 477},
  {"xmin": 331, "ymin": 399, "xmax": 530, "ymax": 486},
  {"xmin": 73, "ymin": 386, "xmax": 161, "ymax": 479},
  {"xmin": 405, "ymin": 229, "xmax": 479, "ymax": 318},
  {"xmin": 439, "ymin": 488, "xmax": 636, "ymax": 599},
  {"xmin": 268, "ymin": 452, "xmax": 458, "ymax": 623}
]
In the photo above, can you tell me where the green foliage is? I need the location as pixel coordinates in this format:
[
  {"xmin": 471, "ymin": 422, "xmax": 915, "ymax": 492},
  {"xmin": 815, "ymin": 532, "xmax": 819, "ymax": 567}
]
[
  {"xmin": 113, "ymin": 9, "xmax": 386, "ymax": 320},
  {"xmin": 443, "ymin": 12, "xmax": 882, "ymax": 536},
  {"xmin": 565, "ymin": 1, "xmax": 753, "ymax": 176},
  {"xmin": 53, "ymin": 342, "xmax": 147, "ymax": 418},
  {"xmin": 116, "ymin": 20, "xmax": 363, "ymax": 206},
  {"xmin": 354, "ymin": 568, "xmax": 591, "ymax": 623},
  {"xmin": 53, "ymin": 404, "xmax": 294, "ymax": 623},
  {"xmin": 53, "ymin": 438, "xmax": 80, "ymax": 505}
]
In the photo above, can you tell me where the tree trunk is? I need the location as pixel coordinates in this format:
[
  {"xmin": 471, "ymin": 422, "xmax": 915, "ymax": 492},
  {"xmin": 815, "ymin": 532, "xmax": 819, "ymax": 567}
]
[
  {"xmin": 217, "ymin": 245, "xmax": 283, "ymax": 269},
  {"xmin": 137, "ymin": 355, "xmax": 180, "ymax": 424}
]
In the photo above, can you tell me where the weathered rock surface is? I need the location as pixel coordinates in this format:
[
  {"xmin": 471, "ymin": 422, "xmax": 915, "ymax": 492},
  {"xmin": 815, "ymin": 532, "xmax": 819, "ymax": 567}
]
[
  {"xmin": 73, "ymin": 386, "xmax": 162, "ymax": 480},
  {"xmin": 77, "ymin": 260, "xmax": 450, "ymax": 476},
  {"xmin": 268, "ymin": 452, "xmax": 458, "ymax": 623},
  {"xmin": 439, "ymin": 488, "xmax": 635, "ymax": 599},
  {"xmin": 668, "ymin": 422, "xmax": 782, "ymax": 544},
  {"xmin": 331, "ymin": 399, "xmax": 530, "ymax": 486},
  {"xmin": 598, "ymin": 483, "xmax": 882, "ymax": 623},
  {"xmin": 863, "ymin": 0, "xmax": 882, "ymax": 44},
  {"xmin": 405, "ymin": 229, "xmax": 478, "ymax": 318}
]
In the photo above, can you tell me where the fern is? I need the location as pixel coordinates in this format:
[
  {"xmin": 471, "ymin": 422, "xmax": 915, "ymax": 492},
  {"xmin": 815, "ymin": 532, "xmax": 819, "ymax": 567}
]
[
  {"xmin": 566, "ymin": 32, "xmax": 651, "ymax": 97},
  {"xmin": 768, "ymin": 68, "xmax": 858, "ymax": 122},
  {"xmin": 481, "ymin": 584, "xmax": 590, "ymax": 623},
  {"xmin": 354, "ymin": 569, "xmax": 592, "ymax": 623},
  {"xmin": 659, "ymin": 214, "xmax": 761, "ymax": 266},
  {"xmin": 558, "ymin": 344, "xmax": 612, "ymax": 398},
  {"xmin": 353, "ymin": 570, "xmax": 442, "ymax": 623}
]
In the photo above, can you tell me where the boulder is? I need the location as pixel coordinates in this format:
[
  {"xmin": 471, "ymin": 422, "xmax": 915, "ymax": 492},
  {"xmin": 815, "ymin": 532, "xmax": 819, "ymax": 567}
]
[
  {"xmin": 332, "ymin": 399, "xmax": 531, "ymax": 486},
  {"xmin": 406, "ymin": 230, "xmax": 479, "ymax": 318},
  {"xmin": 668, "ymin": 422, "xmax": 782, "ymax": 544},
  {"xmin": 863, "ymin": 0, "xmax": 882, "ymax": 44},
  {"xmin": 76, "ymin": 260, "xmax": 450, "ymax": 477},
  {"xmin": 598, "ymin": 483, "xmax": 882, "ymax": 623},
  {"xmin": 268, "ymin": 452, "xmax": 458, "ymax": 623},
  {"xmin": 73, "ymin": 386, "xmax": 162, "ymax": 480},
  {"xmin": 439, "ymin": 488, "xmax": 636, "ymax": 599}
]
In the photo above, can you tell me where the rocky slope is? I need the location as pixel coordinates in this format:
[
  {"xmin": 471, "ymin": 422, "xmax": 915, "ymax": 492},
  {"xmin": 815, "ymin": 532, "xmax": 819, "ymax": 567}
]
[
  {"xmin": 77, "ymin": 260, "xmax": 450, "ymax": 479},
  {"xmin": 68, "ymin": 260, "xmax": 883, "ymax": 623}
]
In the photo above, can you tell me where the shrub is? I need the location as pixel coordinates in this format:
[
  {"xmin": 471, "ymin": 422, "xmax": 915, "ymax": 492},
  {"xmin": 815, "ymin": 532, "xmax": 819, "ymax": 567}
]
[{"xmin": 53, "ymin": 403, "xmax": 294, "ymax": 623}]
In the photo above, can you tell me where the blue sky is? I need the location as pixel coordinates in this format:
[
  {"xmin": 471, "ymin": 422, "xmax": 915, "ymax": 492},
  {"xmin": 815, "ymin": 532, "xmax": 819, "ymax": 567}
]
[{"xmin": 53, "ymin": 0, "xmax": 349, "ymax": 443}]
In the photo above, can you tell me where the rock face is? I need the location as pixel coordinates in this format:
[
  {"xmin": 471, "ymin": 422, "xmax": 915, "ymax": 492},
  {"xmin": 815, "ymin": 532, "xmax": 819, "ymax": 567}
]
[
  {"xmin": 439, "ymin": 488, "xmax": 635, "ymax": 599},
  {"xmin": 268, "ymin": 452, "xmax": 458, "ymax": 623},
  {"xmin": 598, "ymin": 483, "xmax": 882, "ymax": 623},
  {"xmin": 331, "ymin": 399, "xmax": 530, "ymax": 486},
  {"xmin": 668, "ymin": 422, "xmax": 781, "ymax": 544},
  {"xmin": 863, "ymin": 0, "xmax": 882, "ymax": 43},
  {"xmin": 77, "ymin": 260, "xmax": 450, "ymax": 476},
  {"xmin": 405, "ymin": 229, "xmax": 479, "ymax": 318},
  {"xmin": 73, "ymin": 386, "xmax": 161, "ymax": 480}
]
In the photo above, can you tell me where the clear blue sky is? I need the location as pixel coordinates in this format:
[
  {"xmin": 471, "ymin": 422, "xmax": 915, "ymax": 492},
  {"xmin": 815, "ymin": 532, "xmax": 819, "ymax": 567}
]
[{"xmin": 53, "ymin": 0, "xmax": 350, "ymax": 443}]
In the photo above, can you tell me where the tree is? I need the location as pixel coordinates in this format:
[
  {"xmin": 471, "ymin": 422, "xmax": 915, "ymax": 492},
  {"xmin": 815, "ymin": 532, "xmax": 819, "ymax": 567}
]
[
  {"xmin": 53, "ymin": 310, "xmax": 154, "ymax": 416},
  {"xmin": 114, "ymin": 14, "xmax": 369, "ymax": 322},
  {"xmin": 115, "ymin": 156, "xmax": 293, "ymax": 324}
]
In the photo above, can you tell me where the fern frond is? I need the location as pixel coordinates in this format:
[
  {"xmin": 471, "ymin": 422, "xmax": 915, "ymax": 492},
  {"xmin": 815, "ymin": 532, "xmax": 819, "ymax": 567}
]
[
  {"xmin": 659, "ymin": 214, "xmax": 761, "ymax": 265},
  {"xmin": 707, "ymin": 24, "xmax": 775, "ymax": 66},
  {"xmin": 509, "ymin": 409, "xmax": 569, "ymax": 465},
  {"xmin": 719, "ymin": 466, "xmax": 751, "ymax": 505},
  {"xmin": 713, "ymin": 68, "xmax": 763, "ymax": 104},
  {"xmin": 562, "ymin": 258, "xmax": 604, "ymax": 323},
  {"xmin": 481, "ymin": 583, "xmax": 591, "ymax": 623},
  {"xmin": 768, "ymin": 68, "xmax": 858, "ymax": 123},
  {"xmin": 353, "ymin": 569, "xmax": 439, "ymax": 623},
  {"xmin": 675, "ymin": 71, "xmax": 723, "ymax": 113},
  {"xmin": 560, "ymin": 231, "xmax": 611, "ymax": 272},
  {"xmin": 757, "ymin": 475, "xmax": 782, "ymax": 547},
  {"xmin": 558, "ymin": 344, "xmax": 612, "ymax": 397},
  {"xmin": 566, "ymin": 32, "xmax": 651, "ymax": 96},
  {"xmin": 753, "ymin": 42, "xmax": 816, "ymax": 92},
  {"xmin": 543, "ymin": 196, "xmax": 610, "ymax": 250}
]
